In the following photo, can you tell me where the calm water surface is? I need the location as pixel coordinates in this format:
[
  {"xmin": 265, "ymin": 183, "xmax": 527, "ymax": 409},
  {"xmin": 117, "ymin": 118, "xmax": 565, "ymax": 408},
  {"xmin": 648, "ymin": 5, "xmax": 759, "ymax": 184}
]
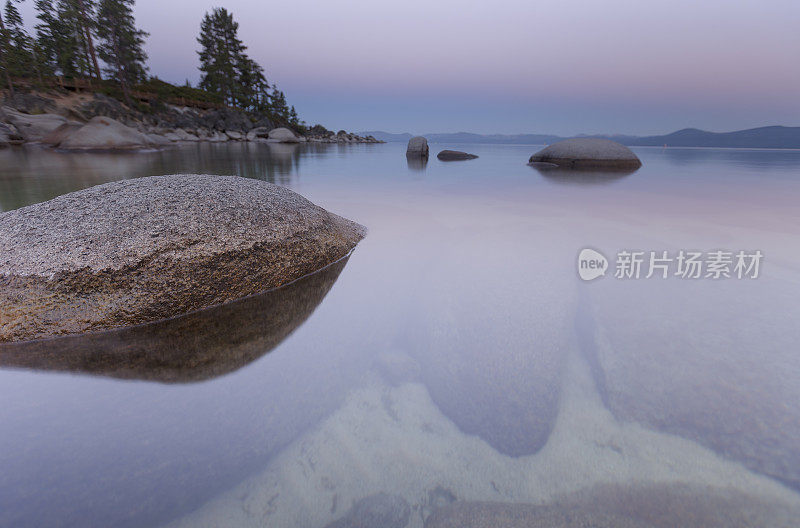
[{"xmin": 1, "ymin": 143, "xmax": 799, "ymax": 527}]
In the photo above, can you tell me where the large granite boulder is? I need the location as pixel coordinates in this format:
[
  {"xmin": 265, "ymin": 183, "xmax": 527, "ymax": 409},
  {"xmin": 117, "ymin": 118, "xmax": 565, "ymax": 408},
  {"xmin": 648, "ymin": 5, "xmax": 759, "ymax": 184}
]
[
  {"xmin": 0, "ymin": 256, "xmax": 349, "ymax": 383},
  {"xmin": 406, "ymin": 136, "xmax": 429, "ymax": 158},
  {"xmin": 41, "ymin": 122, "xmax": 84, "ymax": 146},
  {"xmin": 0, "ymin": 175, "xmax": 366, "ymax": 342},
  {"xmin": 424, "ymin": 483, "xmax": 800, "ymax": 527},
  {"xmin": 1, "ymin": 107, "xmax": 78, "ymax": 141},
  {"xmin": 528, "ymin": 138, "xmax": 641, "ymax": 169},
  {"xmin": 267, "ymin": 127, "xmax": 303, "ymax": 143},
  {"xmin": 57, "ymin": 116, "xmax": 154, "ymax": 150},
  {"xmin": 437, "ymin": 150, "xmax": 478, "ymax": 161}
]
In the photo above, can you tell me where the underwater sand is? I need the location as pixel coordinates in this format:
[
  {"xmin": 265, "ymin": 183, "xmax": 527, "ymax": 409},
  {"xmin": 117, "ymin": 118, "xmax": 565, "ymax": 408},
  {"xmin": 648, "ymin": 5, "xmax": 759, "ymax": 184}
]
[{"xmin": 165, "ymin": 345, "xmax": 800, "ymax": 528}]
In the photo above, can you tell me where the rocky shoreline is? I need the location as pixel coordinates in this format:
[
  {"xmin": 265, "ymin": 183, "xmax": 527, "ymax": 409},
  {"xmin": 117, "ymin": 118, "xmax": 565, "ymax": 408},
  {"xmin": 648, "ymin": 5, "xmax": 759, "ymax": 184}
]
[{"xmin": 0, "ymin": 91, "xmax": 382, "ymax": 149}]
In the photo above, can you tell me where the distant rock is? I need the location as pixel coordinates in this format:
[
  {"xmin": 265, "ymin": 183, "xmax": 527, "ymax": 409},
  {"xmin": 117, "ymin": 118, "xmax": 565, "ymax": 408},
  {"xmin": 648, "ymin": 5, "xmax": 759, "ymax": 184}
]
[
  {"xmin": 57, "ymin": 116, "xmax": 153, "ymax": 150},
  {"xmin": 528, "ymin": 138, "xmax": 641, "ymax": 169},
  {"xmin": 437, "ymin": 150, "xmax": 478, "ymax": 161},
  {"xmin": 41, "ymin": 123, "xmax": 84, "ymax": 146},
  {"xmin": 2, "ymin": 107, "xmax": 78, "ymax": 141},
  {"xmin": 406, "ymin": 136, "xmax": 429, "ymax": 158},
  {"xmin": 225, "ymin": 130, "xmax": 243, "ymax": 141},
  {"xmin": 325, "ymin": 493, "xmax": 410, "ymax": 528},
  {"xmin": 146, "ymin": 133, "xmax": 172, "ymax": 146},
  {"xmin": 0, "ymin": 175, "xmax": 366, "ymax": 342},
  {"xmin": 246, "ymin": 126, "xmax": 272, "ymax": 142},
  {"xmin": 268, "ymin": 127, "xmax": 303, "ymax": 143}
]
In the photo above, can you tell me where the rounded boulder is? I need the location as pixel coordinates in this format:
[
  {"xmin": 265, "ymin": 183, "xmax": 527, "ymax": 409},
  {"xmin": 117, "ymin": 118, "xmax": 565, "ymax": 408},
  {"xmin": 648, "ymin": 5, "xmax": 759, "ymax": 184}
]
[
  {"xmin": 528, "ymin": 138, "xmax": 641, "ymax": 169},
  {"xmin": 0, "ymin": 174, "xmax": 366, "ymax": 342}
]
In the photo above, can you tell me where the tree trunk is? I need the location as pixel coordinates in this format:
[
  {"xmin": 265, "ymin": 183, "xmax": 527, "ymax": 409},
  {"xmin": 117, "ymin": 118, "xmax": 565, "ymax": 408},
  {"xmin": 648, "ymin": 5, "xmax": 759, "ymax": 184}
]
[
  {"xmin": 112, "ymin": 36, "xmax": 131, "ymax": 106},
  {"xmin": 0, "ymin": 10, "xmax": 14, "ymax": 96},
  {"xmin": 76, "ymin": 0, "xmax": 102, "ymax": 80}
]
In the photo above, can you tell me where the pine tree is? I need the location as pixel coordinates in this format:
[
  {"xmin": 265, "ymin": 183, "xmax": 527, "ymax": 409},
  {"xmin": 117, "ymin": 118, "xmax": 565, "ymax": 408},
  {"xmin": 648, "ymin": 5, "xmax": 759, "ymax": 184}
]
[
  {"xmin": 197, "ymin": 7, "xmax": 269, "ymax": 110},
  {"xmin": 0, "ymin": 3, "xmax": 13, "ymax": 93},
  {"xmin": 1, "ymin": 0, "xmax": 34, "ymax": 86},
  {"xmin": 33, "ymin": 0, "xmax": 100, "ymax": 79},
  {"xmin": 96, "ymin": 0, "xmax": 148, "ymax": 104}
]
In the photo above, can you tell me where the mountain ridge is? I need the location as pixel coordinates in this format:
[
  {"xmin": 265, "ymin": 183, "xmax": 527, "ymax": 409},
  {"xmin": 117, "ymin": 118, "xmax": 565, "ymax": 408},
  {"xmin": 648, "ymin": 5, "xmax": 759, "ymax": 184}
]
[{"xmin": 361, "ymin": 126, "xmax": 800, "ymax": 149}]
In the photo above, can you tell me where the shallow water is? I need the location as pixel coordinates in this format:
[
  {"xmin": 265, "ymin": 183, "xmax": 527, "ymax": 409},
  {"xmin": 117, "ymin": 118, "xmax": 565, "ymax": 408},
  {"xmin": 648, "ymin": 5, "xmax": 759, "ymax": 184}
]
[{"xmin": 1, "ymin": 142, "xmax": 800, "ymax": 527}]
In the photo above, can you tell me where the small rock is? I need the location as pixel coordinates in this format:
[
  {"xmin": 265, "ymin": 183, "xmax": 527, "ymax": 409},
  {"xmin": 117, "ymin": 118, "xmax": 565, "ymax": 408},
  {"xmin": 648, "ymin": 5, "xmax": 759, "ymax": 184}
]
[
  {"xmin": 437, "ymin": 150, "xmax": 478, "ymax": 161},
  {"xmin": 267, "ymin": 127, "xmax": 302, "ymax": 143}
]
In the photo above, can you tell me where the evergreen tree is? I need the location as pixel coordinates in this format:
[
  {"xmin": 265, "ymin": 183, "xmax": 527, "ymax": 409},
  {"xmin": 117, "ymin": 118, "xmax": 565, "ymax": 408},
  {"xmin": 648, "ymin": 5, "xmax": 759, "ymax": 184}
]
[
  {"xmin": 1, "ymin": 0, "xmax": 35, "ymax": 89},
  {"xmin": 0, "ymin": 2, "xmax": 13, "ymax": 92},
  {"xmin": 96, "ymin": 0, "xmax": 148, "ymax": 103},
  {"xmin": 34, "ymin": 0, "xmax": 100, "ymax": 79},
  {"xmin": 197, "ymin": 7, "xmax": 267, "ymax": 110}
]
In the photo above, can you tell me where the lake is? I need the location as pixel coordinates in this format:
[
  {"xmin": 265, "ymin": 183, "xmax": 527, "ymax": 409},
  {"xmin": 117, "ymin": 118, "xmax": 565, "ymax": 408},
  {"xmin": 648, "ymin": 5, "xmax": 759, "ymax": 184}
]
[{"xmin": 1, "ymin": 142, "xmax": 799, "ymax": 528}]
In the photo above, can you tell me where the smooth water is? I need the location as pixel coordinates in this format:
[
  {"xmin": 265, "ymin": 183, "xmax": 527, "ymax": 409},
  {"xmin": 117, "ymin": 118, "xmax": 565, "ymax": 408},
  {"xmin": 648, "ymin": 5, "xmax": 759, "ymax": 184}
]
[{"xmin": 1, "ymin": 143, "xmax": 800, "ymax": 528}]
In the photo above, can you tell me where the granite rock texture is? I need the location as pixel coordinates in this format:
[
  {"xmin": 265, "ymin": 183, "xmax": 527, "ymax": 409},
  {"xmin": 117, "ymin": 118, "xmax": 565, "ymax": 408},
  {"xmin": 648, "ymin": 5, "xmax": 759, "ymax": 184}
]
[
  {"xmin": 529, "ymin": 138, "xmax": 641, "ymax": 169},
  {"xmin": 0, "ymin": 174, "xmax": 366, "ymax": 342}
]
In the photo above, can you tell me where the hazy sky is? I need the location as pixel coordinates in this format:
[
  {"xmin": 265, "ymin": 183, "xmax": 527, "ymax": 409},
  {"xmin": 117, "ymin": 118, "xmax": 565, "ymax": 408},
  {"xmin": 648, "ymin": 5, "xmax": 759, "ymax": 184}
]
[{"xmin": 20, "ymin": 0, "xmax": 800, "ymax": 135}]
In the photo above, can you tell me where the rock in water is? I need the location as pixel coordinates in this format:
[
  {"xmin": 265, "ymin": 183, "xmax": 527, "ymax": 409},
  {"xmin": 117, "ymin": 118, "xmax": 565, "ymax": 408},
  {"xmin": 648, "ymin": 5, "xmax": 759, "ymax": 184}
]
[
  {"xmin": 437, "ymin": 150, "xmax": 478, "ymax": 161},
  {"xmin": 57, "ymin": 116, "xmax": 158, "ymax": 150},
  {"xmin": 528, "ymin": 138, "xmax": 641, "ymax": 169},
  {"xmin": 267, "ymin": 127, "xmax": 303, "ymax": 143},
  {"xmin": 0, "ymin": 175, "xmax": 366, "ymax": 342},
  {"xmin": 0, "ymin": 257, "xmax": 350, "ymax": 383},
  {"xmin": 325, "ymin": 493, "xmax": 411, "ymax": 528},
  {"xmin": 407, "ymin": 136, "xmax": 429, "ymax": 158}
]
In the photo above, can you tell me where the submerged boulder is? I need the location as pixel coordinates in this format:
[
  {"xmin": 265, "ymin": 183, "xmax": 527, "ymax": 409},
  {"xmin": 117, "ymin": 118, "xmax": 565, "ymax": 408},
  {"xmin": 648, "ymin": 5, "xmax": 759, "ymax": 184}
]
[
  {"xmin": 437, "ymin": 150, "xmax": 478, "ymax": 161},
  {"xmin": 528, "ymin": 138, "xmax": 641, "ymax": 169},
  {"xmin": 588, "ymin": 277, "xmax": 800, "ymax": 490},
  {"xmin": 406, "ymin": 136, "xmax": 429, "ymax": 158},
  {"xmin": 58, "ymin": 116, "xmax": 153, "ymax": 150},
  {"xmin": 325, "ymin": 493, "xmax": 411, "ymax": 528},
  {"xmin": 267, "ymin": 127, "xmax": 303, "ymax": 143},
  {"xmin": 0, "ymin": 174, "xmax": 366, "ymax": 342},
  {"xmin": 424, "ymin": 483, "xmax": 800, "ymax": 527}
]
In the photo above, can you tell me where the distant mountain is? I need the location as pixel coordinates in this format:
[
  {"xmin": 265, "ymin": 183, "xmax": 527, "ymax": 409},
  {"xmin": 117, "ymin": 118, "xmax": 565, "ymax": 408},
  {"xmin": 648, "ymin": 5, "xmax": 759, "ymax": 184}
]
[
  {"xmin": 362, "ymin": 126, "xmax": 800, "ymax": 149},
  {"xmin": 626, "ymin": 126, "xmax": 800, "ymax": 149}
]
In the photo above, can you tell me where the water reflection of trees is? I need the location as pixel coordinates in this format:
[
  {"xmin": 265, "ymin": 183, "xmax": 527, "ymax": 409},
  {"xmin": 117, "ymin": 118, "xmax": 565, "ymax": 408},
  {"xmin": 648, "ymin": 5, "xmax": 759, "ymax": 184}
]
[{"xmin": 0, "ymin": 142, "xmax": 338, "ymax": 212}]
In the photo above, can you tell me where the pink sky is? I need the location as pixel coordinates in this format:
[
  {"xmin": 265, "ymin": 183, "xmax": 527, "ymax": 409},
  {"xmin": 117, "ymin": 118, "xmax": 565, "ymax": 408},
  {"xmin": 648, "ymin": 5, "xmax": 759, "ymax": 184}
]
[{"xmin": 20, "ymin": 0, "xmax": 800, "ymax": 134}]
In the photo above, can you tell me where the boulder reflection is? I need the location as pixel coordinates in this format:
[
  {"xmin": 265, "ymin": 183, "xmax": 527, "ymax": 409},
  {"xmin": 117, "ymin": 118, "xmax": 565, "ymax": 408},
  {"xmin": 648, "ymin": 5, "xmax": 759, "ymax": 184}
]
[
  {"xmin": 406, "ymin": 154, "xmax": 428, "ymax": 172},
  {"xmin": 0, "ymin": 256, "xmax": 350, "ymax": 383},
  {"xmin": 531, "ymin": 164, "xmax": 638, "ymax": 185}
]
